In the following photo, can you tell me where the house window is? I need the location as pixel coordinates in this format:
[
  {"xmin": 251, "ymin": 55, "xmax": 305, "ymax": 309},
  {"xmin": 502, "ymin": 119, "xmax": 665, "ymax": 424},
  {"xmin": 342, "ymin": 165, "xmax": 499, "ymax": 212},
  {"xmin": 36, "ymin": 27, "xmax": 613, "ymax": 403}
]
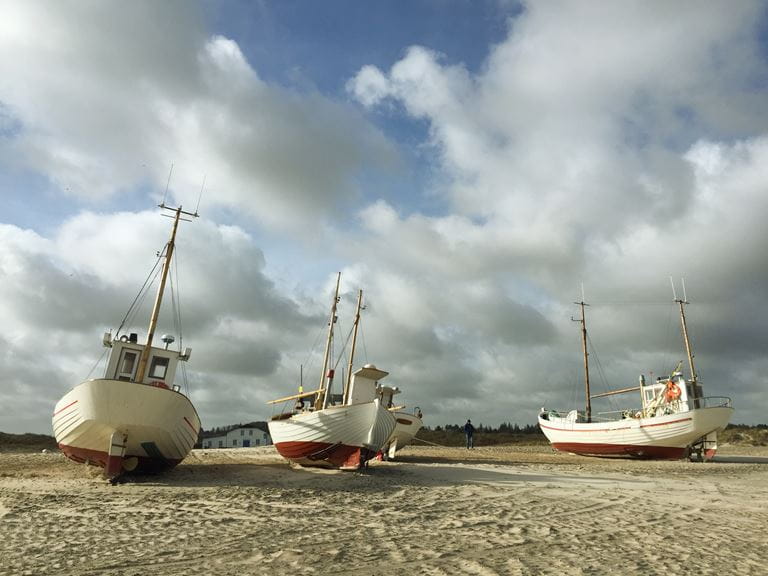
[
  {"xmin": 249, "ymin": 430, "xmax": 253, "ymax": 436},
  {"xmin": 254, "ymin": 439, "xmax": 260, "ymax": 446},
  {"xmin": 149, "ymin": 357, "xmax": 170, "ymax": 379},
  {"xmin": 240, "ymin": 430, "xmax": 244, "ymax": 436},
  {"xmin": 218, "ymin": 440, "xmax": 223, "ymax": 448},
  {"xmin": 232, "ymin": 439, "xmax": 237, "ymax": 446}
]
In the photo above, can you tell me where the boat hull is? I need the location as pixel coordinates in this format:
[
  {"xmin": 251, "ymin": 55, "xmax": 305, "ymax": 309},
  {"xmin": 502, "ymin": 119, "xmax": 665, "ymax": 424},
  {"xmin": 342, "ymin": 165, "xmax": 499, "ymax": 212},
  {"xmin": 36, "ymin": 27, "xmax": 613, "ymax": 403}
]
[
  {"xmin": 268, "ymin": 400, "xmax": 396, "ymax": 470},
  {"xmin": 538, "ymin": 405, "xmax": 733, "ymax": 460},
  {"xmin": 52, "ymin": 379, "xmax": 201, "ymax": 476},
  {"xmin": 383, "ymin": 412, "xmax": 423, "ymax": 459}
]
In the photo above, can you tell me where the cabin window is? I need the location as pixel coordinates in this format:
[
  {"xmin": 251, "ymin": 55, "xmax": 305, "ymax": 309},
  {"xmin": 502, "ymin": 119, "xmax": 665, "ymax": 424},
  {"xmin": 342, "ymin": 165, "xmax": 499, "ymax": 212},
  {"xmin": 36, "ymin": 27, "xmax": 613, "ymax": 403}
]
[
  {"xmin": 149, "ymin": 357, "xmax": 170, "ymax": 380},
  {"xmin": 118, "ymin": 351, "xmax": 138, "ymax": 381}
]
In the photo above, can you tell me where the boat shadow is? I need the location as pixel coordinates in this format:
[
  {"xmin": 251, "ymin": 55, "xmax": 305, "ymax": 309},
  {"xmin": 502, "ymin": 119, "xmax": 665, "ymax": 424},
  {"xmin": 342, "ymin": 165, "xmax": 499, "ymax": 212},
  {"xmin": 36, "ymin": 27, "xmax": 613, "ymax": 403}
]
[
  {"xmin": 116, "ymin": 459, "xmax": 649, "ymax": 490},
  {"xmin": 114, "ymin": 451, "xmax": 768, "ymax": 489},
  {"xmin": 711, "ymin": 455, "xmax": 768, "ymax": 464}
]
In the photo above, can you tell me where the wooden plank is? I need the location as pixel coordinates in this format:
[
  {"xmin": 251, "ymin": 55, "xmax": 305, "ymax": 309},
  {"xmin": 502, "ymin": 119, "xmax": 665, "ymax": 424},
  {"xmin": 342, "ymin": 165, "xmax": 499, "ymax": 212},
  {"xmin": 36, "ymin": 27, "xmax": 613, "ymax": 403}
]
[
  {"xmin": 590, "ymin": 386, "xmax": 640, "ymax": 399},
  {"xmin": 267, "ymin": 388, "xmax": 323, "ymax": 404}
]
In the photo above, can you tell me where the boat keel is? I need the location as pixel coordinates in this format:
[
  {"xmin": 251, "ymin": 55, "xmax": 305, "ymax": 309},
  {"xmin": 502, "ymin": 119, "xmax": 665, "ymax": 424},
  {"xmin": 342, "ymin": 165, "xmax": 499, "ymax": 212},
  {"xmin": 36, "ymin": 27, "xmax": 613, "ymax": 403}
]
[{"xmin": 105, "ymin": 431, "xmax": 127, "ymax": 480}]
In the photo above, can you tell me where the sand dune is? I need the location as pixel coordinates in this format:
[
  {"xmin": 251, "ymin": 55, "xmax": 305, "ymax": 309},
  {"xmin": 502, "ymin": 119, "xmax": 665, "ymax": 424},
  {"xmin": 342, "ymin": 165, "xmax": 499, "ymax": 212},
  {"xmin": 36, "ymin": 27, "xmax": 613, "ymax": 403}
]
[{"xmin": 1, "ymin": 444, "xmax": 767, "ymax": 575}]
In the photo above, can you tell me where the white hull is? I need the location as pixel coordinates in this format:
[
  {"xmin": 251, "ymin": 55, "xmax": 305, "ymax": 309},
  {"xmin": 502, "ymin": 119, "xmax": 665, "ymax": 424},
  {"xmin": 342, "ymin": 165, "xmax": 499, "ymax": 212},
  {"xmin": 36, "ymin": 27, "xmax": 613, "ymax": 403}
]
[
  {"xmin": 384, "ymin": 412, "xmax": 423, "ymax": 459},
  {"xmin": 539, "ymin": 404, "xmax": 733, "ymax": 459},
  {"xmin": 53, "ymin": 378, "xmax": 201, "ymax": 474},
  {"xmin": 268, "ymin": 400, "xmax": 396, "ymax": 469}
]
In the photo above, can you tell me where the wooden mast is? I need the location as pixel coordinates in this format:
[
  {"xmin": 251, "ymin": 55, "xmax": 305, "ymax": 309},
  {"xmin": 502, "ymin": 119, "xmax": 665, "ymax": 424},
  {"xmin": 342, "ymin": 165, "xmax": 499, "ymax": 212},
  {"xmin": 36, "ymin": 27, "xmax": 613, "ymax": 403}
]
[
  {"xmin": 135, "ymin": 204, "xmax": 197, "ymax": 383},
  {"xmin": 343, "ymin": 289, "xmax": 363, "ymax": 405},
  {"xmin": 677, "ymin": 297, "xmax": 697, "ymax": 384},
  {"xmin": 574, "ymin": 301, "xmax": 591, "ymax": 423},
  {"xmin": 671, "ymin": 278, "xmax": 697, "ymax": 384},
  {"xmin": 316, "ymin": 272, "xmax": 342, "ymax": 410}
]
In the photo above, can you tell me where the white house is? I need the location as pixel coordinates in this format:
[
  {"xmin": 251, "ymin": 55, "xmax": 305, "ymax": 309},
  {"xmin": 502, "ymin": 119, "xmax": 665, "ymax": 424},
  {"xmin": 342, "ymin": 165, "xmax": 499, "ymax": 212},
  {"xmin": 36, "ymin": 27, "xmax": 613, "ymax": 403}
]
[{"xmin": 202, "ymin": 426, "xmax": 272, "ymax": 449}]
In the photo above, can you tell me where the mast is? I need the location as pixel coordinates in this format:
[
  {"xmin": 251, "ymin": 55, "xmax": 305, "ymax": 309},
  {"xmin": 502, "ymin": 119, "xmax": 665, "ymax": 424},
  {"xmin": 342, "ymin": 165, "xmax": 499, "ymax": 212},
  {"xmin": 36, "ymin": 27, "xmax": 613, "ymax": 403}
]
[
  {"xmin": 135, "ymin": 204, "xmax": 197, "ymax": 383},
  {"xmin": 343, "ymin": 289, "xmax": 363, "ymax": 405},
  {"xmin": 573, "ymin": 301, "xmax": 591, "ymax": 423},
  {"xmin": 676, "ymin": 298, "xmax": 697, "ymax": 384},
  {"xmin": 316, "ymin": 272, "xmax": 342, "ymax": 410},
  {"xmin": 671, "ymin": 278, "xmax": 697, "ymax": 384}
]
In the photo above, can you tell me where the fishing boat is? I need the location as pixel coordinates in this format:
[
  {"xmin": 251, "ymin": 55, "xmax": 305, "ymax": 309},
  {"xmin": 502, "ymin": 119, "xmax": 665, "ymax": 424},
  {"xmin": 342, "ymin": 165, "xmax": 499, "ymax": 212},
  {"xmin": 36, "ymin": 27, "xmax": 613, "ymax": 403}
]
[
  {"xmin": 267, "ymin": 277, "xmax": 396, "ymax": 470},
  {"xmin": 538, "ymin": 288, "xmax": 733, "ymax": 461},
  {"xmin": 379, "ymin": 385, "xmax": 423, "ymax": 459},
  {"xmin": 52, "ymin": 204, "xmax": 202, "ymax": 480}
]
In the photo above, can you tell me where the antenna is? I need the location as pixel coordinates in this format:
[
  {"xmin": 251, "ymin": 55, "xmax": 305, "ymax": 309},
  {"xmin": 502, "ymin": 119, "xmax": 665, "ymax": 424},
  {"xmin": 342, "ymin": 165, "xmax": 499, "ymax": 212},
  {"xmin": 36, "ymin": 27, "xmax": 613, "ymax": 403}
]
[
  {"xmin": 681, "ymin": 277, "xmax": 688, "ymax": 303},
  {"xmin": 162, "ymin": 163, "xmax": 174, "ymax": 206},
  {"xmin": 580, "ymin": 282, "xmax": 585, "ymax": 303},
  {"xmin": 670, "ymin": 277, "xmax": 678, "ymax": 301},
  {"xmin": 194, "ymin": 175, "xmax": 206, "ymax": 216}
]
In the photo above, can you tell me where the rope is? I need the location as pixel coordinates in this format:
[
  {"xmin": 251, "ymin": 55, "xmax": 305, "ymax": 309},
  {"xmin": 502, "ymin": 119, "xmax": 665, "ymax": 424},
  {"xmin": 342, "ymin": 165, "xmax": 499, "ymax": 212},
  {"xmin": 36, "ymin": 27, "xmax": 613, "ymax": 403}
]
[{"xmin": 411, "ymin": 437, "xmax": 448, "ymax": 447}]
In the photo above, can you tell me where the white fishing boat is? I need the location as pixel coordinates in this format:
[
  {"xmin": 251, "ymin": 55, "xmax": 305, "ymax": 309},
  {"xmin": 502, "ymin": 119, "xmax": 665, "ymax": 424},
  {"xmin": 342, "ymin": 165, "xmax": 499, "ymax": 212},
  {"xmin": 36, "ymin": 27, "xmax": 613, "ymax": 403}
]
[
  {"xmin": 52, "ymin": 204, "xmax": 202, "ymax": 480},
  {"xmin": 268, "ymin": 277, "xmax": 395, "ymax": 470},
  {"xmin": 538, "ymin": 287, "xmax": 733, "ymax": 461},
  {"xmin": 379, "ymin": 385, "xmax": 423, "ymax": 459}
]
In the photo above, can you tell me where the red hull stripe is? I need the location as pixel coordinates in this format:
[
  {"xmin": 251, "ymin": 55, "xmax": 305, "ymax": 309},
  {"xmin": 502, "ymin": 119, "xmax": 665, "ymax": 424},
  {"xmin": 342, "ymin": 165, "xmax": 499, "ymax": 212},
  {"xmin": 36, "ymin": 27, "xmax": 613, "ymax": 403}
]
[
  {"xmin": 640, "ymin": 417, "xmax": 693, "ymax": 429},
  {"xmin": 540, "ymin": 416, "xmax": 693, "ymax": 434},
  {"xmin": 274, "ymin": 441, "xmax": 374, "ymax": 469},
  {"xmin": 551, "ymin": 442, "xmax": 689, "ymax": 459},
  {"xmin": 53, "ymin": 400, "xmax": 79, "ymax": 417},
  {"xmin": 58, "ymin": 443, "xmax": 182, "ymax": 474},
  {"xmin": 540, "ymin": 422, "xmax": 632, "ymax": 433}
]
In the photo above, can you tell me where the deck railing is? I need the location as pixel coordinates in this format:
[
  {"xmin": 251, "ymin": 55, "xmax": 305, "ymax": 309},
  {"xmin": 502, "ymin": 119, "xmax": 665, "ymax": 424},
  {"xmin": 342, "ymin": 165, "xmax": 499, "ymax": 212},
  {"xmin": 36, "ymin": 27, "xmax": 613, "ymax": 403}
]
[{"xmin": 545, "ymin": 395, "xmax": 733, "ymax": 423}]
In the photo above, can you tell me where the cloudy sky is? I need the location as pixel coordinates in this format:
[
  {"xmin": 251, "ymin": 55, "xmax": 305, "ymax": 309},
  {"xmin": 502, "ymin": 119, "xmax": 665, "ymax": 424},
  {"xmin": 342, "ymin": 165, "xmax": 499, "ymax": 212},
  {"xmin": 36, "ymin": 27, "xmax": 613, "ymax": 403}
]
[{"xmin": 2, "ymin": 1, "xmax": 767, "ymax": 435}]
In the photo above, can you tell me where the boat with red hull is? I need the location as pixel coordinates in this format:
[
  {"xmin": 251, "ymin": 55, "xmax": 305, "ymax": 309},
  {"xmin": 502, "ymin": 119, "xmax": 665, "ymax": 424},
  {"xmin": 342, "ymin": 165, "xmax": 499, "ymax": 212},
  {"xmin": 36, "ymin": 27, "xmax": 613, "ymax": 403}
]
[
  {"xmin": 539, "ymin": 287, "xmax": 733, "ymax": 461},
  {"xmin": 268, "ymin": 277, "xmax": 395, "ymax": 470},
  {"xmin": 52, "ymin": 204, "xmax": 201, "ymax": 480}
]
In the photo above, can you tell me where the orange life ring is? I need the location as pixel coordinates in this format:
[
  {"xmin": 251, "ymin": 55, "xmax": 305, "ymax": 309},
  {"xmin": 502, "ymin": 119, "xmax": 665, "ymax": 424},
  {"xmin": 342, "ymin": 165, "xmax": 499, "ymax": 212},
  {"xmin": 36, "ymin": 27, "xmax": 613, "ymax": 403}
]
[{"xmin": 665, "ymin": 381, "xmax": 681, "ymax": 402}]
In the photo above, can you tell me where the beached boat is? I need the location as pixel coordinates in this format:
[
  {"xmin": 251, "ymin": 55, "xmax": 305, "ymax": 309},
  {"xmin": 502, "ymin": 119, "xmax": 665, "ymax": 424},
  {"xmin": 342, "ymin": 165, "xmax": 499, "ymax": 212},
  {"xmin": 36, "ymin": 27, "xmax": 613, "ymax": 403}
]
[
  {"xmin": 52, "ymin": 204, "xmax": 201, "ymax": 480},
  {"xmin": 379, "ymin": 385, "xmax": 423, "ymax": 459},
  {"xmin": 267, "ymin": 277, "xmax": 396, "ymax": 470},
  {"xmin": 538, "ymin": 290, "xmax": 733, "ymax": 461}
]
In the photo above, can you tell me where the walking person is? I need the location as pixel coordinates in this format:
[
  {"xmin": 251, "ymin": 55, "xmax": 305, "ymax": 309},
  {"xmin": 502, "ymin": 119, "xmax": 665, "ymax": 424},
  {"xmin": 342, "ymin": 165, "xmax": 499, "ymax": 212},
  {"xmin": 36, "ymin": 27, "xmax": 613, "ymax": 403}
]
[{"xmin": 464, "ymin": 419, "xmax": 475, "ymax": 449}]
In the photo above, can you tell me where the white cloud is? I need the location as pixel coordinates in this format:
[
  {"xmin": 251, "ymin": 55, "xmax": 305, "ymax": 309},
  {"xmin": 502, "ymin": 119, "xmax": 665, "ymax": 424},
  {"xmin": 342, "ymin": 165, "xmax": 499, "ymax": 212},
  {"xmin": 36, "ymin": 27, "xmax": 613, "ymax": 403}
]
[
  {"xmin": 340, "ymin": 1, "xmax": 768, "ymax": 425},
  {"xmin": 0, "ymin": 0, "xmax": 397, "ymax": 234},
  {"xmin": 2, "ymin": 1, "xmax": 768, "ymax": 433}
]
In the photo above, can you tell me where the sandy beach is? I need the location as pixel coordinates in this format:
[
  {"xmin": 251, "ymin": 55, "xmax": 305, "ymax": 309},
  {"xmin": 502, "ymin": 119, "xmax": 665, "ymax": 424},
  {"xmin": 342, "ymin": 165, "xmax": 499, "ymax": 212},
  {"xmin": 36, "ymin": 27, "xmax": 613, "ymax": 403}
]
[{"xmin": 1, "ymin": 444, "xmax": 767, "ymax": 576}]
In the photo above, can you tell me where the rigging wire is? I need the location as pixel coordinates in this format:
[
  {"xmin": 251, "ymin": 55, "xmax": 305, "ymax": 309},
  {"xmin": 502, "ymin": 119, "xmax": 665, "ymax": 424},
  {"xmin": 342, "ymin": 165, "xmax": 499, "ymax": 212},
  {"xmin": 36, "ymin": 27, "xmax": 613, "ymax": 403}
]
[
  {"xmin": 84, "ymin": 347, "xmax": 109, "ymax": 380},
  {"xmin": 660, "ymin": 302, "xmax": 676, "ymax": 377},
  {"xmin": 360, "ymin": 320, "xmax": 368, "ymax": 364},
  {"xmin": 586, "ymin": 331, "xmax": 620, "ymax": 413},
  {"xmin": 124, "ymin": 265, "xmax": 162, "ymax": 333},
  {"xmin": 114, "ymin": 255, "xmax": 163, "ymax": 335},
  {"xmin": 301, "ymin": 321, "xmax": 327, "ymax": 382},
  {"xmin": 332, "ymin": 320, "xmax": 356, "ymax": 372},
  {"xmin": 168, "ymin": 255, "xmax": 190, "ymax": 395}
]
